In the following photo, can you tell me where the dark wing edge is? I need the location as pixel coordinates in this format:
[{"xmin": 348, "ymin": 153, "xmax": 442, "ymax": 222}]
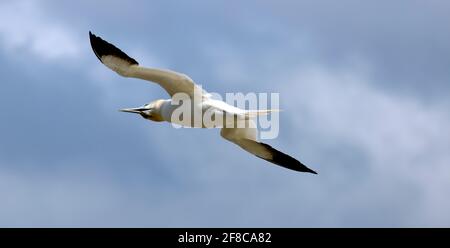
[
  {"xmin": 245, "ymin": 139, "xmax": 318, "ymax": 174},
  {"xmin": 89, "ymin": 31, "xmax": 139, "ymax": 65}
]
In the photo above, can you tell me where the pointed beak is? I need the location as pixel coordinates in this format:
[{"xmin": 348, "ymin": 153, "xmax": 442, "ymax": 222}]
[{"xmin": 119, "ymin": 107, "xmax": 149, "ymax": 114}]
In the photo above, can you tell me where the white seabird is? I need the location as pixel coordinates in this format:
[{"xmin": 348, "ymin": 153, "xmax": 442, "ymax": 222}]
[{"xmin": 89, "ymin": 32, "xmax": 317, "ymax": 174}]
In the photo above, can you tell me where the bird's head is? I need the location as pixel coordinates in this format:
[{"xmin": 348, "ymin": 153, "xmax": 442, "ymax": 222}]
[{"xmin": 119, "ymin": 100, "xmax": 165, "ymax": 122}]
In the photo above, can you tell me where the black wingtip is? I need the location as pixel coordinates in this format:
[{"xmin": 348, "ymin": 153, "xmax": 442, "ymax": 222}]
[
  {"xmin": 88, "ymin": 31, "xmax": 139, "ymax": 65},
  {"xmin": 291, "ymin": 164, "xmax": 318, "ymax": 174},
  {"xmin": 89, "ymin": 31, "xmax": 102, "ymax": 62},
  {"xmin": 257, "ymin": 141, "xmax": 318, "ymax": 174},
  {"xmin": 305, "ymin": 168, "xmax": 318, "ymax": 175}
]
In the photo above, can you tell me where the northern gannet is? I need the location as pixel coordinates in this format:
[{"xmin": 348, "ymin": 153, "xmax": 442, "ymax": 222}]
[{"xmin": 89, "ymin": 32, "xmax": 317, "ymax": 174}]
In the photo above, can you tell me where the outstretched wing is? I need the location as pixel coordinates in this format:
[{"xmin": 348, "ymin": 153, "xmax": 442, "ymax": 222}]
[
  {"xmin": 220, "ymin": 125, "xmax": 317, "ymax": 174},
  {"xmin": 89, "ymin": 32, "xmax": 207, "ymax": 98}
]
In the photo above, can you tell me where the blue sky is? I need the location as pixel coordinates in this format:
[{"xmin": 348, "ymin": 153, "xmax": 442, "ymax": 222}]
[{"xmin": 1, "ymin": 0, "xmax": 450, "ymax": 227}]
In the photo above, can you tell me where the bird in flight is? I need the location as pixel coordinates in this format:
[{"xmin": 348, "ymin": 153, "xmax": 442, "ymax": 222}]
[{"xmin": 89, "ymin": 32, "xmax": 317, "ymax": 174}]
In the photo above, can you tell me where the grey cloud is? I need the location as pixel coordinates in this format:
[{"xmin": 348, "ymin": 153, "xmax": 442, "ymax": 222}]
[{"xmin": 1, "ymin": 0, "xmax": 449, "ymax": 227}]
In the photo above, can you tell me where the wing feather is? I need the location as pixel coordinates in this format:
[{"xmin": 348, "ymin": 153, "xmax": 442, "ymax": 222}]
[
  {"xmin": 221, "ymin": 126, "xmax": 317, "ymax": 174},
  {"xmin": 89, "ymin": 32, "xmax": 206, "ymax": 98}
]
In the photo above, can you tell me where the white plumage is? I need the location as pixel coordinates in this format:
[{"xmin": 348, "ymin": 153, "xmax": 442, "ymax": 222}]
[{"xmin": 89, "ymin": 32, "xmax": 317, "ymax": 174}]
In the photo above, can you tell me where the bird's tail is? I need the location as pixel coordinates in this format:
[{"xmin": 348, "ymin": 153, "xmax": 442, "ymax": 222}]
[{"xmin": 244, "ymin": 109, "xmax": 282, "ymax": 118}]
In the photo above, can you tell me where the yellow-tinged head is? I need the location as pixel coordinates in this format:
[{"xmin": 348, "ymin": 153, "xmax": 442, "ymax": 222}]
[{"xmin": 119, "ymin": 99, "xmax": 165, "ymax": 122}]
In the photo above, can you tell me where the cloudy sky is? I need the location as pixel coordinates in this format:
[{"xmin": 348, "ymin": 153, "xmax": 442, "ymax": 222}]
[{"xmin": 1, "ymin": 0, "xmax": 449, "ymax": 227}]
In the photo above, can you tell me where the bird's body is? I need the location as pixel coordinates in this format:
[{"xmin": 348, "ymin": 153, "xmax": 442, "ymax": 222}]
[{"xmin": 89, "ymin": 32, "xmax": 317, "ymax": 174}]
